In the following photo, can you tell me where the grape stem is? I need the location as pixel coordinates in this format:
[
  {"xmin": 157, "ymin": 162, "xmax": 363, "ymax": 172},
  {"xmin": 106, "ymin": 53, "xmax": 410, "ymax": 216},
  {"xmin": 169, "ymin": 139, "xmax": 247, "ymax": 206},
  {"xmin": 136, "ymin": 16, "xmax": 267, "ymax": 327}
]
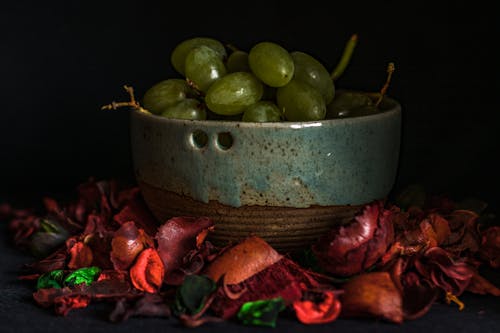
[
  {"xmin": 101, "ymin": 85, "xmax": 140, "ymax": 110},
  {"xmin": 375, "ymin": 62, "xmax": 395, "ymax": 107},
  {"xmin": 330, "ymin": 34, "xmax": 358, "ymax": 81}
]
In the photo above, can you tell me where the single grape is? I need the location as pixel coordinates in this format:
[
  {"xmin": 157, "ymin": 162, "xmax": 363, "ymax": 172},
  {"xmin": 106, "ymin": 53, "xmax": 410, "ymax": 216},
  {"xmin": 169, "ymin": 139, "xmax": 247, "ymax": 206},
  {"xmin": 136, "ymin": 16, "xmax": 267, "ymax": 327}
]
[
  {"xmin": 277, "ymin": 79, "xmax": 326, "ymax": 121},
  {"xmin": 248, "ymin": 42, "xmax": 294, "ymax": 87},
  {"xmin": 226, "ymin": 50, "xmax": 250, "ymax": 73},
  {"xmin": 326, "ymin": 90, "xmax": 374, "ymax": 118},
  {"xmin": 171, "ymin": 37, "xmax": 227, "ymax": 76},
  {"xmin": 142, "ymin": 79, "xmax": 193, "ymax": 115},
  {"xmin": 205, "ymin": 72, "xmax": 264, "ymax": 116},
  {"xmin": 291, "ymin": 51, "xmax": 335, "ymax": 104},
  {"xmin": 160, "ymin": 98, "xmax": 207, "ymax": 120},
  {"xmin": 185, "ymin": 45, "xmax": 227, "ymax": 92},
  {"xmin": 242, "ymin": 101, "xmax": 282, "ymax": 122}
]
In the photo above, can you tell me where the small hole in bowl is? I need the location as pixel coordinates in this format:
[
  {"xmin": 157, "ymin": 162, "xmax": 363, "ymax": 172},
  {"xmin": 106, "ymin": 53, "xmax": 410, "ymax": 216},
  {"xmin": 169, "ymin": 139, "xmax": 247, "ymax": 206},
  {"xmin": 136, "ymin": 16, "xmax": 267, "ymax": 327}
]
[
  {"xmin": 191, "ymin": 130, "xmax": 208, "ymax": 148},
  {"xmin": 216, "ymin": 132, "xmax": 233, "ymax": 150}
]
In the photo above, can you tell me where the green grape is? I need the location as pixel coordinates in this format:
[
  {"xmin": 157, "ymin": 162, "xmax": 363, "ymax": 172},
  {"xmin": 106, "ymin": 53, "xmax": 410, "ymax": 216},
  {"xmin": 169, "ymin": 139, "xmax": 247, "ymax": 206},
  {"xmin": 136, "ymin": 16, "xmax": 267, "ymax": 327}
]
[
  {"xmin": 341, "ymin": 105, "xmax": 380, "ymax": 118},
  {"xmin": 277, "ymin": 79, "xmax": 326, "ymax": 121},
  {"xmin": 291, "ymin": 51, "xmax": 335, "ymax": 104},
  {"xmin": 242, "ymin": 101, "xmax": 282, "ymax": 122},
  {"xmin": 205, "ymin": 72, "xmax": 264, "ymax": 115},
  {"xmin": 171, "ymin": 37, "xmax": 227, "ymax": 75},
  {"xmin": 226, "ymin": 50, "xmax": 250, "ymax": 73},
  {"xmin": 248, "ymin": 42, "xmax": 294, "ymax": 87},
  {"xmin": 326, "ymin": 90, "xmax": 374, "ymax": 118},
  {"xmin": 142, "ymin": 79, "xmax": 193, "ymax": 115},
  {"xmin": 185, "ymin": 45, "xmax": 227, "ymax": 92},
  {"xmin": 160, "ymin": 98, "xmax": 207, "ymax": 120}
]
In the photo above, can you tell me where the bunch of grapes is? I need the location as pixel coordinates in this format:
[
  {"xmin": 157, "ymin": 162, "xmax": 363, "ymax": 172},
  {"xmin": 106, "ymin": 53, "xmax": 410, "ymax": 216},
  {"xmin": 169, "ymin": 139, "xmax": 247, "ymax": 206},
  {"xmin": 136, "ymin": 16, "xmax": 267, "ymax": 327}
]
[{"xmin": 141, "ymin": 36, "xmax": 388, "ymax": 122}]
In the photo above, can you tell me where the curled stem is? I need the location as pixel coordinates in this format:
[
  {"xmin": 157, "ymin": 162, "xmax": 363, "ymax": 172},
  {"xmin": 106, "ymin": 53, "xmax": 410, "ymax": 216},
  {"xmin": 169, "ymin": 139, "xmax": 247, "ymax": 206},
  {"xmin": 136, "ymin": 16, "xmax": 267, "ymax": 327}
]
[
  {"xmin": 445, "ymin": 291, "xmax": 465, "ymax": 311},
  {"xmin": 101, "ymin": 85, "xmax": 140, "ymax": 110},
  {"xmin": 331, "ymin": 34, "xmax": 358, "ymax": 81},
  {"xmin": 375, "ymin": 62, "xmax": 396, "ymax": 107}
]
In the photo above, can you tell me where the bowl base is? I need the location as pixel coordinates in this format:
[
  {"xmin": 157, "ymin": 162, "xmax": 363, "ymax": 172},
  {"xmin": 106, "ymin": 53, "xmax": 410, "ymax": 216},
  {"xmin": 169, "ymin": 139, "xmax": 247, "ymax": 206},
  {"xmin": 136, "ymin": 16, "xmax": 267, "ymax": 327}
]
[{"xmin": 139, "ymin": 181, "xmax": 364, "ymax": 253}]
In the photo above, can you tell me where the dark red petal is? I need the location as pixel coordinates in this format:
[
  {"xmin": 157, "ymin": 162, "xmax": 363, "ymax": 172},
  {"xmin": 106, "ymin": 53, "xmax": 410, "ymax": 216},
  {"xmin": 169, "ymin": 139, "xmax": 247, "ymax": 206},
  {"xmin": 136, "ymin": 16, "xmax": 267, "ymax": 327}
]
[{"xmin": 156, "ymin": 216, "xmax": 214, "ymax": 279}]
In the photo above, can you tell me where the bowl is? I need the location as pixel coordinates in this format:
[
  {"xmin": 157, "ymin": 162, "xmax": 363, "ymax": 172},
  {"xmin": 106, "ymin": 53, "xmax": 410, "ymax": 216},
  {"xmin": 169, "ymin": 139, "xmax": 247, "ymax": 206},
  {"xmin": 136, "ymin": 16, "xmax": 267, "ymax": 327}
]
[{"xmin": 130, "ymin": 96, "xmax": 401, "ymax": 252}]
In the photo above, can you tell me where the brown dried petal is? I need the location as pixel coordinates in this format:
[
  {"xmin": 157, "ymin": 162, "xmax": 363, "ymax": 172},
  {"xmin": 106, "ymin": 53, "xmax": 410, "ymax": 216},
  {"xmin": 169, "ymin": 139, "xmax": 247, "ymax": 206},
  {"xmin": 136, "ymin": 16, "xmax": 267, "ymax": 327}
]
[
  {"xmin": 203, "ymin": 236, "xmax": 282, "ymax": 285},
  {"xmin": 340, "ymin": 272, "xmax": 403, "ymax": 324},
  {"xmin": 110, "ymin": 221, "xmax": 148, "ymax": 271}
]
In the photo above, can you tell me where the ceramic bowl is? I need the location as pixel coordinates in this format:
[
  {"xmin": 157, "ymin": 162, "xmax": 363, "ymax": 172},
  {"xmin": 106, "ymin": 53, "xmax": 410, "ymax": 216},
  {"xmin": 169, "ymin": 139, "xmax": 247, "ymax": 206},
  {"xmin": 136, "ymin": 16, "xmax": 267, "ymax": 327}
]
[{"xmin": 130, "ymin": 96, "xmax": 401, "ymax": 252}]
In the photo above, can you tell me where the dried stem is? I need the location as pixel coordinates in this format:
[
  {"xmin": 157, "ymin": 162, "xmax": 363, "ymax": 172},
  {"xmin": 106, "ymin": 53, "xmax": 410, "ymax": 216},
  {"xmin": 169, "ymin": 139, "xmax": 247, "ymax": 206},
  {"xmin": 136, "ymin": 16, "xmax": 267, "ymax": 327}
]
[
  {"xmin": 331, "ymin": 34, "xmax": 358, "ymax": 81},
  {"xmin": 375, "ymin": 62, "xmax": 396, "ymax": 107},
  {"xmin": 445, "ymin": 291, "xmax": 465, "ymax": 311},
  {"xmin": 101, "ymin": 85, "xmax": 140, "ymax": 110}
]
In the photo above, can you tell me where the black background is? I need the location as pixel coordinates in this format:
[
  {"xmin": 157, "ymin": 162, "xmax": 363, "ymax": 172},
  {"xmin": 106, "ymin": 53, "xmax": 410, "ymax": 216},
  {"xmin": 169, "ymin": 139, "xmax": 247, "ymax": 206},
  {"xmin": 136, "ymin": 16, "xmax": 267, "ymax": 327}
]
[{"xmin": 1, "ymin": 0, "xmax": 499, "ymax": 331}]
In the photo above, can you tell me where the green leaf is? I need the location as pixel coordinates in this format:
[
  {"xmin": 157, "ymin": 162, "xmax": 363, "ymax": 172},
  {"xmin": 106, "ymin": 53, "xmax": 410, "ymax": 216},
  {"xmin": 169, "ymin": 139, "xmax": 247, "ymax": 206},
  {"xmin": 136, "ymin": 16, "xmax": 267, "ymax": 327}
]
[
  {"xmin": 36, "ymin": 269, "xmax": 65, "ymax": 289},
  {"xmin": 174, "ymin": 275, "xmax": 216, "ymax": 315},
  {"xmin": 237, "ymin": 297, "xmax": 286, "ymax": 328},
  {"xmin": 64, "ymin": 266, "xmax": 101, "ymax": 287}
]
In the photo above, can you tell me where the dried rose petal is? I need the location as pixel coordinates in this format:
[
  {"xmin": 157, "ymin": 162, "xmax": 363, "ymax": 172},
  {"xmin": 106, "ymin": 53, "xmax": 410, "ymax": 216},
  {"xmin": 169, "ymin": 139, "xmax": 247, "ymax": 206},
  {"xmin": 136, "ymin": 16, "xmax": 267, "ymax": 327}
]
[
  {"xmin": 479, "ymin": 226, "xmax": 500, "ymax": 268},
  {"xmin": 109, "ymin": 294, "xmax": 171, "ymax": 322},
  {"xmin": 414, "ymin": 247, "xmax": 474, "ymax": 295},
  {"xmin": 340, "ymin": 272, "xmax": 403, "ymax": 323},
  {"xmin": 156, "ymin": 216, "xmax": 214, "ymax": 283},
  {"xmin": 466, "ymin": 271, "xmax": 500, "ymax": 296},
  {"xmin": 67, "ymin": 240, "xmax": 93, "ymax": 269},
  {"xmin": 293, "ymin": 291, "xmax": 341, "ymax": 324},
  {"xmin": 54, "ymin": 294, "xmax": 91, "ymax": 316},
  {"xmin": 130, "ymin": 248, "xmax": 165, "ymax": 293},
  {"xmin": 313, "ymin": 201, "xmax": 394, "ymax": 277},
  {"xmin": 113, "ymin": 195, "xmax": 158, "ymax": 236}
]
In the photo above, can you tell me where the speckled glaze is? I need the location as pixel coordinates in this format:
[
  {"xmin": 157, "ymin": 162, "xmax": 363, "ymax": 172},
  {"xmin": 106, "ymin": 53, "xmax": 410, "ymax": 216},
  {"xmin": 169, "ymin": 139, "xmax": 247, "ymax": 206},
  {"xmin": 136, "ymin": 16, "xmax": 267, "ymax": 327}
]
[
  {"xmin": 130, "ymin": 98, "xmax": 401, "ymax": 209},
  {"xmin": 130, "ymin": 98, "xmax": 401, "ymax": 251}
]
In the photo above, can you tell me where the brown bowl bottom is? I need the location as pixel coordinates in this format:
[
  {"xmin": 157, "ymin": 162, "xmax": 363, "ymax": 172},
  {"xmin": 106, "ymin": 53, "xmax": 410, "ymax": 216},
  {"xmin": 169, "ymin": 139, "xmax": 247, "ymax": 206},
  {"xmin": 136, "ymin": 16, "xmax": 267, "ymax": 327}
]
[{"xmin": 139, "ymin": 181, "xmax": 364, "ymax": 253}]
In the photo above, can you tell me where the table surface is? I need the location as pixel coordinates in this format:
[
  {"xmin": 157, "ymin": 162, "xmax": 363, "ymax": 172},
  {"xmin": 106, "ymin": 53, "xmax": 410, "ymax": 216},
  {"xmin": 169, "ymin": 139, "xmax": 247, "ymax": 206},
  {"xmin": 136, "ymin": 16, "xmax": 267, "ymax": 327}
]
[{"xmin": 1, "ymin": 223, "xmax": 499, "ymax": 333}]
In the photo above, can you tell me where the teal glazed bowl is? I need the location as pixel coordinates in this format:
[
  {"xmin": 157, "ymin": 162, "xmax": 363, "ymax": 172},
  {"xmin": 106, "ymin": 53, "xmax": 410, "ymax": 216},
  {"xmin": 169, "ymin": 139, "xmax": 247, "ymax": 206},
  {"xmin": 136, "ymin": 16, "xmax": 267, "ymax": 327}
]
[{"xmin": 130, "ymin": 97, "xmax": 401, "ymax": 252}]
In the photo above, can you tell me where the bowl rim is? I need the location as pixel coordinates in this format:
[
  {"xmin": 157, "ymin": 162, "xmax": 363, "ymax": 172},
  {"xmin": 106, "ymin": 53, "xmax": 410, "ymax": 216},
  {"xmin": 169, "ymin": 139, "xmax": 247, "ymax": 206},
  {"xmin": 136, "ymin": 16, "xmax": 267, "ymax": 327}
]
[{"xmin": 131, "ymin": 95, "xmax": 401, "ymax": 129}]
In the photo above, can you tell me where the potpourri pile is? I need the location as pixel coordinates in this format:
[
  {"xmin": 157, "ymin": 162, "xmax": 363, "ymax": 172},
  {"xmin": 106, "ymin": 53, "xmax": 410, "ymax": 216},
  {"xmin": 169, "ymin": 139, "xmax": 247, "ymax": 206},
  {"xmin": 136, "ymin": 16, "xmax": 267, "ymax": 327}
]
[{"xmin": 1, "ymin": 179, "xmax": 499, "ymax": 327}]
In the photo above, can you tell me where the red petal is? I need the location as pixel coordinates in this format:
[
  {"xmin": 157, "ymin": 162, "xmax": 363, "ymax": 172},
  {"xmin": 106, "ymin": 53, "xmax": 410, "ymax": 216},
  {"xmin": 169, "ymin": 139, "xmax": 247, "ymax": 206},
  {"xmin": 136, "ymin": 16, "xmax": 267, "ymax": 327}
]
[
  {"xmin": 130, "ymin": 248, "xmax": 165, "ymax": 293},
  {"xmin": 293, "ymin": 291, "xmax": 341, "ymax": 324}
]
